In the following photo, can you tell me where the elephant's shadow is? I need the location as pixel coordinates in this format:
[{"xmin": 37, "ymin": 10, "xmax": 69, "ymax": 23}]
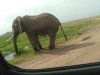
[{"xmin": 42, "ymin": 42, "xmax": 95, "ymax": 55}]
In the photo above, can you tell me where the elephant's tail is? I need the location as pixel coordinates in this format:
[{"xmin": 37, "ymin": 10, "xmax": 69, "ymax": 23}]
[{"xmin": 59, "ymin": 24, "xmax": 68, "ymax": 41}]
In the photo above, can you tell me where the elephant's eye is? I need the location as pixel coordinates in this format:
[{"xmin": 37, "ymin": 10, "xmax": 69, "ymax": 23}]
[{"xmin": 14, "ymin": 24, "xmax": 17, "ymax": 26}]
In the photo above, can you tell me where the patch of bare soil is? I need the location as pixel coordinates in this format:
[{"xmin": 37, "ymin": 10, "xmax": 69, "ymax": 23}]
[{"xmin": 16, "ymin": 24, "xmax": 100, "ymax": 69}]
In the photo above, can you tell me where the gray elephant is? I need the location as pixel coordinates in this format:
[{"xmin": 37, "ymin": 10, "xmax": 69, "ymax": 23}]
[{"xmin": 9, "ymin": 13, "xmax": 67, "ymax": 55}]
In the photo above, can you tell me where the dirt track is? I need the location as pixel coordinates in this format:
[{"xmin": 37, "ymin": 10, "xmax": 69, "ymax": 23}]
[{"xmin": 16, "ymin": 24, "xmax": 100, "ymax": 69}]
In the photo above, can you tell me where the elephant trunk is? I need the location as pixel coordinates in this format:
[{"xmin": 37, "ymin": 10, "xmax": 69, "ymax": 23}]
[{"xmin": 13, "ymin": 33, "xmax": 20, "ymax": 55}]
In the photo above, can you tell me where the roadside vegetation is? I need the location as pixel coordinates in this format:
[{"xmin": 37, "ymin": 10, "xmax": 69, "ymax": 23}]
[{"xmin": 0, "ymin": 16, "xmax": 100, "ymax": 65}]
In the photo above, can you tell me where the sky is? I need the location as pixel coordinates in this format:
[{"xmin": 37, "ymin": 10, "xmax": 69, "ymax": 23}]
[{"xmin": 0, "ymin": 0, "xmax": 100, "ymax": 35}]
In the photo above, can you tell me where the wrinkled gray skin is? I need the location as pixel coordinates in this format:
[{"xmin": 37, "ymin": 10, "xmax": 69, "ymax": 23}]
[{"xmin": 12, "ymin": 13, "xmax": 67, "ymax": 55}]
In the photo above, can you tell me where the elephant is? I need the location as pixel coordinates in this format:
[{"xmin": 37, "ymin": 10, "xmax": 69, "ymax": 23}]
[{"xmin": 9, "ymin": 13, "xmax": 67, "ymax": 55}]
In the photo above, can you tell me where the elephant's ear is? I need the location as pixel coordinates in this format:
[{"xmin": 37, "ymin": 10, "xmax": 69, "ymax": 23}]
[{"xmin": 17, "ymin": 16, "xmax": 22, "ymax": 33}]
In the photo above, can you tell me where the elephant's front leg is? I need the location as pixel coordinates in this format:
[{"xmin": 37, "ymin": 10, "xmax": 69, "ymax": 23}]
[
  {"xmin": 27, "ymin": 34, "xmax": 39, "ymax": 52},
  {"xmin": 35, "ymin": 35, "xmax": 43, "ymax": 49}
]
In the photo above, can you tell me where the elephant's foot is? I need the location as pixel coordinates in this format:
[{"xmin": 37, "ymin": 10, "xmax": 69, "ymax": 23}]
[
  {"xmin": 34, "ymin": 47, "xmax": 40, "ymax": 52},
  {"xmin": 16, "ymin": 51, "xmax": 20, "ymax": 56},
  {"xmin": 16, "ymin": 52, "xmax": 20, "ymax": 56},
  {"xmin": 49, "ymin": 45, "xmax": 55, "ymax": 49},
  {"xmin": 38, "ymin": 45, "xmax": 43, "ymax": 49}
]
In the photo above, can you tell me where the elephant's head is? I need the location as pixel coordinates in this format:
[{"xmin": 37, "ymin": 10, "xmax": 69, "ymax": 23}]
[
  {"xmin": 12, "ymin": 16, "xmax": 22, "ymax": 34},
  {"xmin": 12, "ymin": 16, "xmax": 23, "ymax": 55}
]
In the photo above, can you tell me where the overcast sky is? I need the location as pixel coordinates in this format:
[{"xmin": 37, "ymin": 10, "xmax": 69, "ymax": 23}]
[{"xmin": 0, "ymin": 0, "xmax": 100, "ymax": 35}]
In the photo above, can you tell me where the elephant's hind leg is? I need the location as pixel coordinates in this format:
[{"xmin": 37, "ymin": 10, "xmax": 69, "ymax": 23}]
[
  {"xmin": 48, "ymin": 31, "xmax": 56, "ymax": 49},
  {"xmin": 27, "ymin": 34, "xmax": 39, "ymax": 52}
]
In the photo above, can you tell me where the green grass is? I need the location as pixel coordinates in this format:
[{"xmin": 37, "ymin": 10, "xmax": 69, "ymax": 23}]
[{"xmin": 0, "ymin": 16, "xmax": 100, "ymax": 65}]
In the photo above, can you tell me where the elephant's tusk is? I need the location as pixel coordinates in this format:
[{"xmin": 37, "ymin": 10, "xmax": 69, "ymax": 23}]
[{"xmin": 6, "ymin": 35, "xmax": 14, "ymax": 41}]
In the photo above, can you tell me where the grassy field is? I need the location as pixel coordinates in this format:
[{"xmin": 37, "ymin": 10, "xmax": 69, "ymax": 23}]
[{"xmin": 0, "ymin": 16, "xmax": 100, "ymax": 64}]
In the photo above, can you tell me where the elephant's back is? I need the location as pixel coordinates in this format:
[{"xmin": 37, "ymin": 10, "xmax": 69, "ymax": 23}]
[
  {"xmin": 21, "ymin": 13, "xmax": 60, "ymax": 33},
  {"xmin": 36, "ymin": 13, "xmax": 61, "ymax": 26},
  {"xmin": 22, "ymin": 13, "xmax": 60, "ymax": 25},
  {"xmin": 39, "ymin": 13, "xmax": 60, "ymax": 23}
]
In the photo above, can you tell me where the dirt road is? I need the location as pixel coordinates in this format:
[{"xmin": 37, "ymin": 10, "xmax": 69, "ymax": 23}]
[{"xmin": 16, "ymin": 24, "xmax": 100, "ymax": 69}]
